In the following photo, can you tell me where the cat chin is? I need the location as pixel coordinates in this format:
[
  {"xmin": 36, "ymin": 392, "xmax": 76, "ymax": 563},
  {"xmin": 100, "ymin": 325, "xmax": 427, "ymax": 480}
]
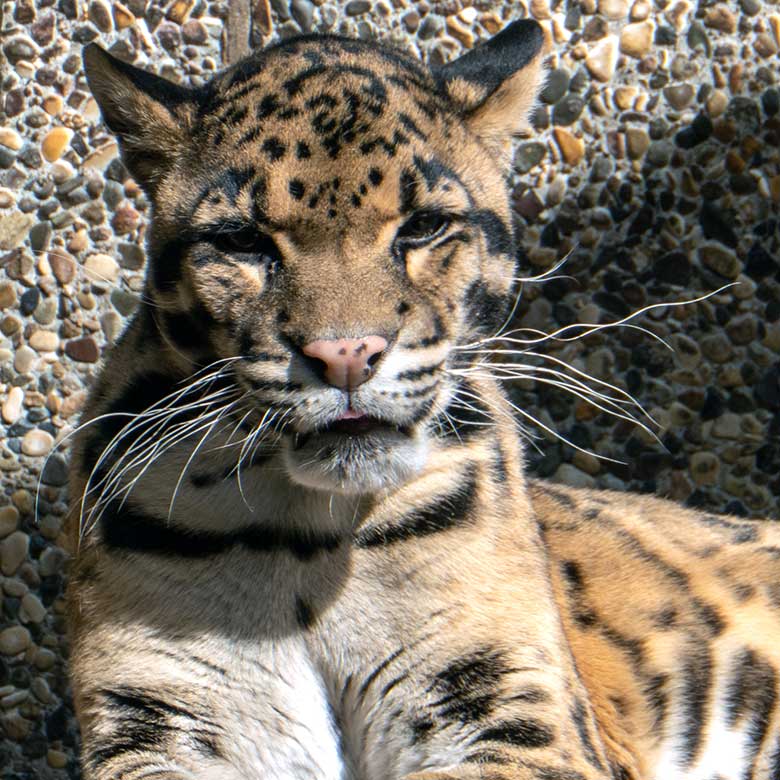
[{"xmin": 282, "ymin": 430, "xmax": 429, "ymax": 495}]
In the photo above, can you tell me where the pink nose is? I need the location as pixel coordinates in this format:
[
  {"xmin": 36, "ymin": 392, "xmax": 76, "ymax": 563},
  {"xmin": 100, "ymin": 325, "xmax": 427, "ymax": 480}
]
[{"xmin": 302, "ymin": 335, "xmax": 388, "ymax": 389}]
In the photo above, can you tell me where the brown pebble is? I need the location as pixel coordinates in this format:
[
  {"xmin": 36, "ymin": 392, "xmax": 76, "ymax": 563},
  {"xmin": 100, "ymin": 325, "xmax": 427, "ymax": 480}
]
[
  {"xmin": 112, "ymin": 1, "xmax": 135, "ymax": 28},
  {"xmin": 48, "ymin": 251, "xmax": 76, "ymax": 285},
  {"xmin": 111, "ymin": 203, "xmax": 141, "ymax": 235},
  {"xmin": 553, "ymin": 127, "xmax": 585, "ymax": 165},
  {"xmin": 626, "ymin": 128, "xmax": 649, "ymax": 159},
  {"xmin": 41, "ymin": 127, "xmax": 73, "ymax": 162},
  {"xmin": 253, "ymin": 0, "xmax": 273, "ymax": 36},
  {"xmin": 65, "ymin": 336, "xmax": 100, "ymax": 363},
  {"xmin": 88, "ymin": 0, "xmax": 113, "ymax": 32},
  {"xmin": 167, "ymin": 0, "xmax": 195, "ymax": 23},
  {"xmin": 704, "ymin": 5, "xmax": 736, "ymax": 33}
]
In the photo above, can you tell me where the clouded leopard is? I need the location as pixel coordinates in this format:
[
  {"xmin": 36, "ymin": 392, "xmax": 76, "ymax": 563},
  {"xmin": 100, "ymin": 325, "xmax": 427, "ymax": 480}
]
[{"xmin": 68, "ymin": 20, "xmax": 780, "ymax": 780}]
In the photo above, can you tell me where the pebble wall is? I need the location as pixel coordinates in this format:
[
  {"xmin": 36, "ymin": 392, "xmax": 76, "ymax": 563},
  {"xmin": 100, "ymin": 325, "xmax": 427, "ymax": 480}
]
[{"xmin": 0, "ymin": 0, "xmax": 779, "ymax": 775}]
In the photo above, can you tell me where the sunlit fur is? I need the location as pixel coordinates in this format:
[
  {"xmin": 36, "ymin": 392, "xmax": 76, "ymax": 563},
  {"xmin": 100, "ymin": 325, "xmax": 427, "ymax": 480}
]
[{"xmin": 64, "ymin": 25, "xmax": 780, "ymax": 780}]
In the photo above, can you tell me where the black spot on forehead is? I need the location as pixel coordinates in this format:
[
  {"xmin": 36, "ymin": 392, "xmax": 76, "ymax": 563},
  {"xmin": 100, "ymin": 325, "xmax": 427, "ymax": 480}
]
[
  {"xmin": 368, "ymin": 168, "xmax": 383, "ymax": 187},
  {"xmin": 262, "ymin": 137, "xmax": 286, "ymax": 161},
  {"xmin": 288, "ymin": 179, "xmax": 306, "ymax": 200},
  {"xmin": 296, "ymin": 141, "xmax": 311, "ymax": 159}
]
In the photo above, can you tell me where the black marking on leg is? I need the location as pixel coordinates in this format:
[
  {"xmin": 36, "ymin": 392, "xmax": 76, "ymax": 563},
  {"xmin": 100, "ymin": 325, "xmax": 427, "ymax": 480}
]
[
  {"xmin": 353, "ymin": 463, "xmax": 477, "ymax": 547},
  {"xmin": 358, "ymin": 648, "xmax": 405, "ymax": 701},
  {"xmin": 678, "ymin": 645, "xmax": 713, "ymax": 767},
  {"xmin": 572, "ymin": 698, "xmax": 605, "ymax": 770},
  {"xmin": 472, "ymin": 718, "xmax": 555, "ymax": 748},
  {"xmin": 724, "ymin": 648, "xmax": 777, "ymax": 774},
  {"xmin": 428, "ymin": 647, "xmax": 510, "ymax": 725}
]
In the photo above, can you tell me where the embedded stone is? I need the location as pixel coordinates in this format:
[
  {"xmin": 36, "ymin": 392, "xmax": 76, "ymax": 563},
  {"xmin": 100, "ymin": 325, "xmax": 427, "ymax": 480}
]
[
  {"xmin": 65, "ymin": 336, "xmax": 100, "ymax": 363},
  {"xmin": 166, "ymin": 0, "xmax": 195, "ymax": 23},
  {"xmin": 41, "ymin": 127, "xmax": 73, "ymax": 162},
  {"xmin": 84, "ymin": 253, "xmax": 119, "ymax": 283},
  {"xmin": 553, "ymin": 127, "xmax": 585, "ymax": 165},
  {"xmin": 0, "ymin": 625, "xmax": 30, "ymax": 655},
  {"xmin": 598, "ymin": 0, "xmax": 628, "ymax": 19},
  {"xmin": 0, "ymin": 506, "xmax": 19, "ymax": 538},
  {"xmin": 698, "ymin": 243, "xmax": 740, "ymax": 279},
  {"xmin": 112, "ymin": 1, "xmax": 135, "ymax": 28},
  {"xmin": 182, "ymin": 18, "xmax": 207, "ymax": 43},
  {"xmin": 1, "ymin": 531, "xmax": 29, "ymax": 576},
  {"xmin": 49, "ymin": 251, "xmax": 76, "ymax": 284},
  {"xmin": 0, "ymin": 211, "xmax": 34, "ymax": 250},
  {"xmin": 690, "ymin": 452, "xmax": 719, "ymax": 485},
  {"xmin": 21, "ymin": 429, "xmax": 55, "ymax": 457},
  {"xmin": 14, "ymin": 345, "xmax": 36, "ymax": 373},
  {"xmin": 2, "ymin": 387, "xmax": 24, "ymax": 425},
  {"xmin": 620, "ymin": 21, "xmax": 653, "ymax": 57},
  {"xmin": 28, "ymin": 329, "xmax": 59, "ymax": 353},
  {"xmin": 0, "ymin": 129, "xmax": 23, "ymax": 151},
  {"xmin": 663, "ymin": 84, "xmax": 694, "ymax": 110},
  {"xmin": 514, "ymin": 142, "xmax": 547, "ymax": 173},
  {"xmin": 0, "ymin": 282, "xmax": 16, "ymax": 309},
  {"xmin": 88, "ymin": 0, "xmax": 113, "ymax": 31},
  {"xmin": 585, "ymin": 36, "xmax": 618, "ymax": 82},
  {"xmin": 704, "ymin": 5, "xmax": 736, "ymax": 33},
  {"xmin": 21, "ymin": 592, "xmax": 46, "ymax": 623},
  {"xmin": 626, "ymin": 128, "xmax": 649, "ymax": 159}
]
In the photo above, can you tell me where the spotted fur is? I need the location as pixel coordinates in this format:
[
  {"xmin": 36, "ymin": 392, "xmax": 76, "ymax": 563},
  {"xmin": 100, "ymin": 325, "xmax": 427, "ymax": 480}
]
[{"xmin": 69, "ymin": 23, "xmax": 780, "ymax": 780}]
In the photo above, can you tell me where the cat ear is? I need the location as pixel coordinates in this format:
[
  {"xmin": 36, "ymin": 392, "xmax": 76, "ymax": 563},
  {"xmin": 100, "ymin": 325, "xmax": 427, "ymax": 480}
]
[
  {"xmin": 82, "ymin": 44, "xmax": 196, "ymax": 194},
  {"xmin": 436, "ymin": 20, "xmax": 546, "ymax": 159}
]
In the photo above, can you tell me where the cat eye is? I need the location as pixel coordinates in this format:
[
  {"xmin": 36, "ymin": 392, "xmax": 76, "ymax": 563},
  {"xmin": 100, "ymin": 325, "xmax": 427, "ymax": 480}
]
[
  {"xmin": 212, "ymin": 228, "xmax": 282, "ymax": 265},
  {"xmin": 394, "ymin": 211, "xmax": 451, "ymax": 247}
]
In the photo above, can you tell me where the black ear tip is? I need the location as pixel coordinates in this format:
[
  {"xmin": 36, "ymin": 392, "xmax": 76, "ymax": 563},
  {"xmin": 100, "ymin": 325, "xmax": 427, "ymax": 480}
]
[
  {"xmin": 82, "ymin": 42, "xmax": 109, "ymax": 74},
  {"xmin": 502, "ymin": 18, "xmax": 545, "ymax": 51}
]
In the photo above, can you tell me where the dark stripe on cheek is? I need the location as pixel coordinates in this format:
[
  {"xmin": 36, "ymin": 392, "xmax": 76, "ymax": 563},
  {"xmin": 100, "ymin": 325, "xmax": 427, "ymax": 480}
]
[
  {"xmin": 470, "ymin": 209, "xmax": 513, "ymax": 256},
  {"xmin": 353, "ymin": 463, "xmax": 477, "ymax": 547},
  {"xmin": 464, "ymin": 279, "xmax": 509, "ymax": 335}
]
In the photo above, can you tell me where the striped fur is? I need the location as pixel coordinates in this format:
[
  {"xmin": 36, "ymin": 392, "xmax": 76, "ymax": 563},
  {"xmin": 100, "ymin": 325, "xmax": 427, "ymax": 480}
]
[{"xmin": 69, "ymin": 24, "xmax": 780, "ymax": 780}]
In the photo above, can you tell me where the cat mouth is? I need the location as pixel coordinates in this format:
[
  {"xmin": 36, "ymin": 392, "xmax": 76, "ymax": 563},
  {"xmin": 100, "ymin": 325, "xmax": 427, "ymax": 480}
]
[{"xmin": 292, "ymin": 413, "xmax": 412, "ymax": 449}]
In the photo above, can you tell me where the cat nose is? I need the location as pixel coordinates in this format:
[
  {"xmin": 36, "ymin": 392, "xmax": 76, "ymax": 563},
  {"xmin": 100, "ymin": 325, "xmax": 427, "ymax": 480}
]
[{"xmin": 302, "ymin": 335, "xmax": 388, "ymax": 389}]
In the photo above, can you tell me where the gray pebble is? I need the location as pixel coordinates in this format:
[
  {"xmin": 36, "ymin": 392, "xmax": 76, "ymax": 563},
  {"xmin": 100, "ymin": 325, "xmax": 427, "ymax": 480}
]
[{"xmin": 540, "ymin": 69, "xmax": 569, "ymax": 105}]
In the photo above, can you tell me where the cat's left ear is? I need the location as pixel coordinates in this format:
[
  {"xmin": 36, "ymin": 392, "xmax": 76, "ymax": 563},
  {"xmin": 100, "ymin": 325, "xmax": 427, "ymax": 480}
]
[{"xmin": 435, "ymin": 20, "xmax": 546, "ymax": 160}]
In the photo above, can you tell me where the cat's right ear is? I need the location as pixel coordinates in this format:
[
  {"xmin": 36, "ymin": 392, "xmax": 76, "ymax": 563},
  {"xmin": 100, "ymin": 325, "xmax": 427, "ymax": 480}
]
[{"xmin": 82, "ymin": 44, "xmax": 196, "ymax": 195}]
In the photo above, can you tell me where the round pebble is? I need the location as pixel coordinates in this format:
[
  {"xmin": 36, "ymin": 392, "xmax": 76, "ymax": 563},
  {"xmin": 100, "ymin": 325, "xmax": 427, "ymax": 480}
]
[
  {"xmin": 21, "ymin": 429, "xmax": 54, "ymax": 456},
  {"xmin": 0, "ymin": 625, "xmax": 31, "ymax": 655},
  {"xmin": 1, "ymin": 531, "xmax": 29, "ymax": 576}
]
